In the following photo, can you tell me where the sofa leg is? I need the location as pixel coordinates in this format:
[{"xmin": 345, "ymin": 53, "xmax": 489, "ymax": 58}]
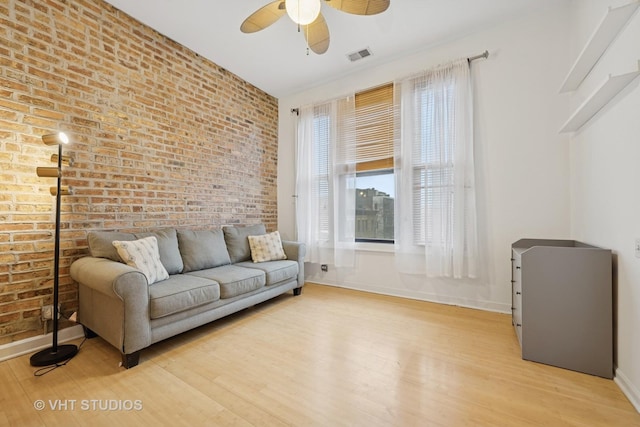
[
  {"xmin": 83, "ymin": 325, "xmax": 98, "ymax": 339},
  {"xmin": 293, "ymin": 287, "xmax": 302, "ymax": 296},
  {"xmin": 121, "ymin": 351, "xmax": 141, "ymax": 369}
]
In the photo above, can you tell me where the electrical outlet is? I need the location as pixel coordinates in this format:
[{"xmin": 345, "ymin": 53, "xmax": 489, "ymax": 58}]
[
  {"xmin": 41, "ymin": 304, "xmax": 61, "ymax": 320},
  {"xmin": 321, "ymin": 264, "xmax": 328, "ymax": 272},
  {"xmin": 635, "ymin": 238, "xmax": 640, "ymax": 258},
  {"xmin": 42, "ymin": 305, "xmax": 53, "ymax": 320}
]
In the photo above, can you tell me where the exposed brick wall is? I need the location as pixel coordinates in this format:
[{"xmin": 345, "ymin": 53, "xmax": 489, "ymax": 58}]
[{"xmin": 0, "ymin": 0, "xmax": 279, "ymax": 344}]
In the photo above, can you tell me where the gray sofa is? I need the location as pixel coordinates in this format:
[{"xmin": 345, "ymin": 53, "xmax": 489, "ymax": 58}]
[{"xmin": 70, "ymin": 224, "xmax": 305, "ymax": 368}]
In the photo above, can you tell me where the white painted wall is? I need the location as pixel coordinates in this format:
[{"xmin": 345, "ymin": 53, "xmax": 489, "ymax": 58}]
[
  {"xmin": 278, "ymin": 3, "xmax": 572, "ymax": 313},
  {"xmin": 567, "ymin": 0, "xmax": 640, "ymax": 411}
]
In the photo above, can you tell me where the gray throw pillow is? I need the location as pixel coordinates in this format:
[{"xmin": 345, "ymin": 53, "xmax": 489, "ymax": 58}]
[
  {"xmin": 87, "ymin": 231, "xmax": 136, "ymax": 261},
  {"xmin": 135, "ymin": 228, "xmax": 184, "ymax": 275},
  {"xmin": 177, "ymin": 229, "xmax": 231, "ymax": 273},
  {"xmin": 223, "ymin": 224, "xmax": 266, "ymax": 263}
]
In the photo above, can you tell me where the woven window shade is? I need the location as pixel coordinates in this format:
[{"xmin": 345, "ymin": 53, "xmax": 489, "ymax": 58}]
[{"xmin": 355, "ymin": 83, "xmax": 394, "ymax": 172}]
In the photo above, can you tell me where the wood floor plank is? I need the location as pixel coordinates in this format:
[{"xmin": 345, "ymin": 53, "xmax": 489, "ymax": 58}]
[
  {"xmin": 0, "ymin": 361, "xmax": 45, "ymax": 427},
  {"xmin": 1, "ymin": 283, "xmax": 639, "ymax": 426}
]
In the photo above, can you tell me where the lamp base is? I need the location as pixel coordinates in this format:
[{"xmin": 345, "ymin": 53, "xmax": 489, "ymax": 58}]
[{"xmin": 30, "ymin": 344, "xmax": 78, "ymax": 367}]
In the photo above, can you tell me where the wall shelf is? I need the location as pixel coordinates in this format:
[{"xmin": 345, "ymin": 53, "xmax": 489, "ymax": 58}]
[
  {"xmin": 559, "ymin": 1, "xmax": 639, "ymax": 93},
  {"xmin": 560, "ymin": 66, "xmax": 640, "ymax": 133}
]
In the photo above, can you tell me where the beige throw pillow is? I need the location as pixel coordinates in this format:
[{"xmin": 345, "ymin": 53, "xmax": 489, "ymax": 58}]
[
  {"xmin": 247, "ymin": 231, "xmax": 287, "ymax": 263},
  {"xmin": 112, "ymin": 236, "xmax": 169, "ymax": 284}
]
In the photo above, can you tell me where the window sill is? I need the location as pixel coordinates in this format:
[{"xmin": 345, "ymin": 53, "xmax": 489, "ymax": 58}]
[{"xmin": 354, "ymin": 241, "xmax": 395, "ymax": 253}]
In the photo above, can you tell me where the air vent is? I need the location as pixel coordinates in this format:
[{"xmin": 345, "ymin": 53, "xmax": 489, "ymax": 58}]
[{"xmin": 347, "ymin": 47, "xmax": 373, "ymax": 62}]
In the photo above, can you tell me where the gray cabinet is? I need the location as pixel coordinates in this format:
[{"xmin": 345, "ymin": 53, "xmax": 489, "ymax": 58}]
[{"xmin": 511, "ymin": 239, "xmax": 612, "ymax": 378}]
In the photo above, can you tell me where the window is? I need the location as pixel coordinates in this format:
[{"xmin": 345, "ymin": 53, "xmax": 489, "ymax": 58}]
[
  {"xmin": 296, "ymin": 58, "xmax": 477, "ymax": 276},
  {"xmin": 314, "ymin": 113, "xmax": 330, "ymax": 241},
  {"xmin": 411, "ymin": 80, "xmax": 455, "ymax": 246},
  {"xmin": 356, "ymin": 170, "xmax": 394, "ymax": 242},
  {"xmin": 354, "ymin": 84, "xmax": 394, "ymax": 243},
  {"xmin": 394, "ymin": 59, "xmax": 478, "ymax": 278}
]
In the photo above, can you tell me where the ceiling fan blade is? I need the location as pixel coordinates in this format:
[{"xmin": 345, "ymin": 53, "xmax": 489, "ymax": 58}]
[
  {"xmin": 240, "ymin": 1, "xmax": 287, "ymax": 33},
  {"xmin": 324, "ymin": 0, "xmax": 390, "ymax": 16},
  {"xmin": 303, "ymin": 13, "xmax": 330, "ymax": 54}
]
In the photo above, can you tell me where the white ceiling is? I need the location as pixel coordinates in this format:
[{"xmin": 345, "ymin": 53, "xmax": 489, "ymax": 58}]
[{"xmin": 103, "ymin": 0, "xmax": 564, "ymax": 98}]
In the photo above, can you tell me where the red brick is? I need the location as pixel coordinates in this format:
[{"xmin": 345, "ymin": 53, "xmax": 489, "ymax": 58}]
[{"xmin": 0, "ymin": 0, "xmax": 278, "ymax": 343}]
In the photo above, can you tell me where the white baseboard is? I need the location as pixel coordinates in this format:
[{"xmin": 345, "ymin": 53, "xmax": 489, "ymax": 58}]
[
  {"xmin": 0, "ymin": 325, "xmax": 84, "ymax": 363},
  {"xmin": 615, "ymin": 367, "xmax": 640, "ymax": 413},
  {"xmin": 308, "ymin": 280, "xmax": 512, "ymax": 314}
]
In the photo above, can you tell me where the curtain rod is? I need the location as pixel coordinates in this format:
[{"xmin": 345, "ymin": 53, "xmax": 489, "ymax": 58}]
[
  {"xmin": 291, "ymin": 50, "xmax": 490, "ymax": 115},
  {"xmin": 467, "ymin": 50, "xmax": 489, "ymax": 63}
]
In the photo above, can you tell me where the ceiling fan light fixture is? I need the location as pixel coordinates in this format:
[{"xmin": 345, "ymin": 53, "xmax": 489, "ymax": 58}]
[{"xmin": 285, "ymin": 0, "xmax": 321, "ymax": 25}]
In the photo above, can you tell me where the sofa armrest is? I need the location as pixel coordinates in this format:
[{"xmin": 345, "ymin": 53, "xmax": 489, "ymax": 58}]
[
  {"xmin": 282, "ymin": 241, "xmax": 306, "ymax": 287},
  {"xmin": 70, "ymin": 257, "xmax": 152, "ymax": 354}
]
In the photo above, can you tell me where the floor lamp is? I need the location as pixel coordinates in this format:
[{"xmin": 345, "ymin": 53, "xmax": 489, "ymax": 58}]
[{"xmin": 30, "ymin": 132, "xmax": 78, "ymax": 367}]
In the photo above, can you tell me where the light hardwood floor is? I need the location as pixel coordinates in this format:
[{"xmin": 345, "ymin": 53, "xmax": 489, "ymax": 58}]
[{"xmin": 1, "ymin": 283, "xmax": 639, "ymax": 426}]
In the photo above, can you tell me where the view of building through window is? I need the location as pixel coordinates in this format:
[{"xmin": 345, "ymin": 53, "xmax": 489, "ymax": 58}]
[{"xmin": 355, "ymin": 170, "xmax": 394, "ymax": 242}]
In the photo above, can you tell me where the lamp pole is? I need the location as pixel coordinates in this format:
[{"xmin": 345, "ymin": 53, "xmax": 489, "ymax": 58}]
[
  {"xmin": 30, "ymin": 134, "xmax": 78, "ymax": 367},
  {"xmin": 51, "ymin": 142, "xmax": 62, "ymax": 352}
]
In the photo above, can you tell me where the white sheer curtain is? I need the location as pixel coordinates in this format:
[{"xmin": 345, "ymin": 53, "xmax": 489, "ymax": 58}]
[
  {"xmin": 394, "ymin": 58, "xmax": 478, "ymax": 278},
  {"xmin": 295, "ymin": 97, "xmax": 356, "ymax": 267}
]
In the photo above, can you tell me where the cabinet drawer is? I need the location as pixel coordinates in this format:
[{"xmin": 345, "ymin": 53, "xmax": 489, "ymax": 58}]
[
  {"xmin": 511, "ymin": 261, "xmax": 521, "ymax": 281},
  {"xmin": 513, "ymin": 310, "xmax": 522, "ymax": 345}
]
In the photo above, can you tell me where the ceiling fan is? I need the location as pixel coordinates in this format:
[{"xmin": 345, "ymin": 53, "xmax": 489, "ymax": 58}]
[{"xmin": 240, "ymin": 0, "xmax": 391, "ymax": 55}]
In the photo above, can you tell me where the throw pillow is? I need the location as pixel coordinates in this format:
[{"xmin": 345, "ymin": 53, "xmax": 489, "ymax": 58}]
[
  {"xmin": 112, "ymin": 236, "xmax": 170, "ymax": 285},
  {"xmin": 135, "ymin": 228, "xmax": 184, "ymax": 275},
  {"xmin": 87, "ymin": 231, "xmax": 136, "ymax": 262},
  {"xmin": 247, "ymin": 231, "xmax": 287, "ymax": 263},
  {"xmin": 177, "ymin": 229, "xmax": 231, "ymax": 273},
  {"xmin": 223, "ymin": 224, "xmax": 266, "ymax": 263}
]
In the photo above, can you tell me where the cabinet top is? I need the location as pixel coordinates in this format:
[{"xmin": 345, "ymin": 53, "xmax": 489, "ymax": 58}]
[{"xmin": 512, "ymin": 238, "xmax": 604, "ymax": 251}]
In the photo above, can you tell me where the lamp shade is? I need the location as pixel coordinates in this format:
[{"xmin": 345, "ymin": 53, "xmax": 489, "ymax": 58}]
[
  {"xmin": 36, "ymin": 167, "xmax": 60, "ymax": 178},
  {"xmin": 42, "ymin": 132, "xmax": 69, "ymax": 146},
  {"xmin": 51, "ymin": 154, "xmax": 73, "ymax": 166},
  {"xmin": 49, "ymin": 186, "xmax": 72, "ymax": 196},
  {"xmin": 285, "ymin": 0, "xmax": 321, "ymax": 25}
]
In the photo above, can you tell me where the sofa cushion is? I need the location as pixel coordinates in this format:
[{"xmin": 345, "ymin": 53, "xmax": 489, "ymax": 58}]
[
  {"xmin": 112, "ymin": 237, "xmax": 170, "ymax": 285},
  {"xmin": 149, "ymin": 275, "xmax": 220, "ymax": 319},
  {"xmin": 88, "ymin": 231, "xmax": 136, "ymax": 261},
  {"xmin": 136, "ymin": 228, "xmax": 184, "ymax": 275},
  {"xmin": 223, "ymin": 224, "xmax": 266, "ymax": 263},
  {"xmin": 177, "ymin": 229, "xmax": 231, "ymax": 273},
  {"xmin": 235, "ymin": 260, "xmax": 299, "ymax": 286},
  {"xmin": 187, "ymin": 265, "xmax": 265, "ymax": 299},
  {"xmin": 248, "ymin": 231, "xmax": 287, "ymax": 263}
]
